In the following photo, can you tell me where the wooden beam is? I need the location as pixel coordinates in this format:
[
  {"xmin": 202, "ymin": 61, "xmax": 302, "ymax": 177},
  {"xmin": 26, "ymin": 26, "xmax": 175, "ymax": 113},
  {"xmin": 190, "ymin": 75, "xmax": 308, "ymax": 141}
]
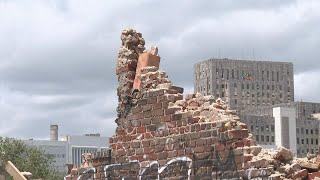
[{"xmin": 5, "ymin": 161, "xmax": 27, "ymax": 180}]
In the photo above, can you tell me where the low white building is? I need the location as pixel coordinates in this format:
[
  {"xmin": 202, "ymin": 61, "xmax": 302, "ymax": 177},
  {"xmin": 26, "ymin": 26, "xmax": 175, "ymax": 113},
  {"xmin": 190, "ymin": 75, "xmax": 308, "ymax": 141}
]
[{"xmin": 21, "ymin": 125, "xmax": 109, "ymax": 172}]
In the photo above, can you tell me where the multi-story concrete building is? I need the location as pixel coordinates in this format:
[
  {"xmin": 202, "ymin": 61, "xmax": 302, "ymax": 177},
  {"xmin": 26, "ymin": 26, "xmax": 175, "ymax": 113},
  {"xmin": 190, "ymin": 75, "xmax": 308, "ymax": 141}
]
[
  {"xmin": 194, "ymin": 58, "xmax": 320, "ymax": 157},
  {"xmin": 21, "ymin": 125, "xmax": 109, "ymax": 172},
  {"xmin": 194, "ymin": 58, "xmax": 294, "ymax": 110},
  {"xmin": 240, "ymin": 103, "xmax": 320, "ymax": 157}
]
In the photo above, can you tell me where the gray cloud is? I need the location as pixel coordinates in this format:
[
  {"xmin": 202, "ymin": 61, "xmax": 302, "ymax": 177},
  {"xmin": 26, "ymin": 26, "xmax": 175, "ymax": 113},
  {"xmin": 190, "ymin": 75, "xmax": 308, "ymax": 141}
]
[{"xmin": 0, "ymin": 0, "xmax": 319, "ymax": 139}]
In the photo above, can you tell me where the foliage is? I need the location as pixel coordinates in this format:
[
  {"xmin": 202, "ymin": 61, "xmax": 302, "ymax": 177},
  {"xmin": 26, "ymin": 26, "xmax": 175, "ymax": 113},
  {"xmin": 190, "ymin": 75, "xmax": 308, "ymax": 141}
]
[{"xmin": 0, "ymin": 137, "xmax": 65, "ymax": 179}]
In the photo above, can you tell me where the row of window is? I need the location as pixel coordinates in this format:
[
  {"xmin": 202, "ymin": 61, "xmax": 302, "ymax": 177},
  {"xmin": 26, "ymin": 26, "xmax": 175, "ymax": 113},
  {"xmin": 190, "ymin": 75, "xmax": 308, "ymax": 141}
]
[
  {"xmin": 216, "ymin": 83, "xmax": 291, "ymax": 91},
  {"xmin": 234, "ymin": 99, "xmax": 290, "ymax": 106},
  {"xmin": 214, "ymin": 69, "xmax": 291, "ymax": 82},
  {"xmin": 255, "ymin": 135, "xmax": 274, "ymax": 143},
  {"xmin": 297, "ymin": 148, "xmax": 318, "ymax": 155},
  {"xmin": 251, "ymin": 124, "xmax": 275, "ymax": 132},
  {"xmin": 296, "ymin": 128, "xmax": 319, "ymax": 135},
  {"xmin": 297, "ymin": 138, "xmax": 319, "ymax": 145}
]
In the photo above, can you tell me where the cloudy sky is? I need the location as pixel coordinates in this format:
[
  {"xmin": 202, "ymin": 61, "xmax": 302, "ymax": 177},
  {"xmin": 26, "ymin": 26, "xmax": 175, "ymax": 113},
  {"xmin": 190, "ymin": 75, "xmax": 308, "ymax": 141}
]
[{"xmin": 0, "ymin": 0, "xmax": 319, "ymax": 139}]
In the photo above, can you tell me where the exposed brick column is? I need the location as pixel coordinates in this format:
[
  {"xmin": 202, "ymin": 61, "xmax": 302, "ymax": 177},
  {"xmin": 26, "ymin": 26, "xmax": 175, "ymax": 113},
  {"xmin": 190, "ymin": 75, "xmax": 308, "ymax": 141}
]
[{"xmin": 116, "ymin": 29, "xmax": 145, "ymax": 128}]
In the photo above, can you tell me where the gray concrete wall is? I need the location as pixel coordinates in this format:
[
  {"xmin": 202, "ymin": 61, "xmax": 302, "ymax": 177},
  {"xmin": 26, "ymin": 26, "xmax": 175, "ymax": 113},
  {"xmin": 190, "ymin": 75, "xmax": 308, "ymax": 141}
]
[{"xmin": 194, "ymin": 58, "xmax": 294, "ymax": 111}]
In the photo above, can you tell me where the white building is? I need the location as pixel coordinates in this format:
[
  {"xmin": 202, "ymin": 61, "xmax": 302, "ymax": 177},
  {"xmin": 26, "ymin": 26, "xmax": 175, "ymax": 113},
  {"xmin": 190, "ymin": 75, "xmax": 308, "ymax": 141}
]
[{"xmin": 21, "ymin": 125, "xmax": 109, "ymax": 172}]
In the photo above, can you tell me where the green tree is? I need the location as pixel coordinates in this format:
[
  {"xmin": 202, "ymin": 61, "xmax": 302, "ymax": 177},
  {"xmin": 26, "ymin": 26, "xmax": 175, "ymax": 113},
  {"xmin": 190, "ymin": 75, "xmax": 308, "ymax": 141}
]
[{"xmin": 0, "ymin": 137, "xmax": 65, "ymax": 179}]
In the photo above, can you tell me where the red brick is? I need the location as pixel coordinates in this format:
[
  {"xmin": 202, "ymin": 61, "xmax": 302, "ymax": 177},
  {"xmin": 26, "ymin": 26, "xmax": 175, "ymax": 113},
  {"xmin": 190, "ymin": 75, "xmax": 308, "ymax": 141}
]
[
  {"xmin": 154, "ymin": 109, "xmax": 164, "ymax": 116},
  {"xmin": 147, "ymin": 96, "xmax": 157, "ymax": 104},
  {"xmin": 308, "ymin": 171, "xmax": 320, "ymax": 180},
  {"xmin": 136, "ymin": 127, "xmax": 146, "ymax": 133},
  {"xmin": 158, "ymin": 152, "xmax": 168, "ymax": 160},
  {"xmin": 152, "ymin": 102, "xmax": 162, "ymax": 110},
  {"xmin": 172, "ymin": 114, "xmax": 182, "ymax": 121},
  {"xmin": 141, "ymin": 104, "xmax": 152, "ymax": 111},
  {"xmin": 141, "ymin": 118, "xmax": 151, "ymax": 125},
  {"xmin": 133, "ymin": 112, "xmax": 143, "ymax": 120},
  {"xmin": 193, "ymin": 147, "xmax": 205, "ymax": 153},
  {"xmin": 292, "ymin": 169, "xmax": 308, "ymax": 179},
  {"xmin": 215, "ymin": 144, "xmax": 225, "ymax": 151},
  {"xmin": 162, "ymin": 115, "xmax": 171, "ymax": 122}
]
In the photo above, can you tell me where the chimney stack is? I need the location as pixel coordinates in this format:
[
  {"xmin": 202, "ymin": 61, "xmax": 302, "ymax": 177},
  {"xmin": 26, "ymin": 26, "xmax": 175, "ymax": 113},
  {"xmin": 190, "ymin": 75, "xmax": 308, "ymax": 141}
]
[{"xmin": 50, "ymin": 124, "xmax": 58, "ymax": 141}]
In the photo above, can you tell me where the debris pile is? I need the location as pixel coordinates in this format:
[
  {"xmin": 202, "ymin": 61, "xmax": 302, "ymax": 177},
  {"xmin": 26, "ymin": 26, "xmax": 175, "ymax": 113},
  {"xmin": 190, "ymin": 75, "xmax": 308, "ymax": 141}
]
[{"xmin": 64, "ymin": 28, "xmax": 320, "ymax": 179}]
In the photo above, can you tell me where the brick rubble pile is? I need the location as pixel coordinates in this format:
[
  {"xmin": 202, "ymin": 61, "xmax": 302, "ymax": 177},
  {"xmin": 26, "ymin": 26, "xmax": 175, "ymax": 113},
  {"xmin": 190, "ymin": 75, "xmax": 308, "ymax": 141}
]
[{"xmin": 65, "ymin": 28, "xmax": 320, "ymax": 180}]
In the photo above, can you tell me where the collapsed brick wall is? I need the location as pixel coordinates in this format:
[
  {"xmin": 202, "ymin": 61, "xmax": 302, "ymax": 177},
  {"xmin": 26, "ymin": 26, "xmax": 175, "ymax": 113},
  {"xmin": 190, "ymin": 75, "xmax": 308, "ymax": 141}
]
[
  {"xmin": 65, "ymin": 28, "xmax": 320, "ymax": 180},
  {"xmin": 116, "ymin": 29, "xmax": 145, "ymax": 127}
]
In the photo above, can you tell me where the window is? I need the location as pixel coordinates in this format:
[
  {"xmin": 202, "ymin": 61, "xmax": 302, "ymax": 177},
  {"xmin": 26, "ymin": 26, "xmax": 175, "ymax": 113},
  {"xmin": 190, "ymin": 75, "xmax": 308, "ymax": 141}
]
[
  {"xmin": 222, "ymin": 84, "xmax": 225, "ymax": 89},
  {"xmin": 267, "ymin": 85, "xmax": 269, "ymax": 90},
  {"xmin": 252, "ymin": 84, "xmax": 254, "ymax": 89},
  {"xmin": 279, "ymin": 85, "xmax": 282, "ymax": 90},
  {"xmin": 261, "ymin": 125, "xmax": 264, "ymax": 131},
  {"xmin": 280, "ymin": 93, "xmax": 282, "ymax": 98},
  {"xmin": 301, "ymin": 128, "xmax": 304, "ymax": 134},
  {"xmin": 247, "ymin": 84, "xmax": 249, "ymax": 89},
  {"xmin": 232, "ymin": 69, "xmax": 234, "ymax": 79},
  {"xmin": 221, "ymin": 92, "xmax": 225, "ymax": 97},
  {"xmin": 311, "ymin": 139, "xmax": 314, "ymax": 145},
  {"xmin": 227, "ymin": 69, "xmax": 229, "ymax": 80},
  {"xmin": 256, "ymin": 135, "xmax": 259, "ymax": 142},
  {"xmin": 250, "ymin": 124, "xmax": 254, "ymax": 131},
  {"xmin": 271, "ymin": 125, "xmax": 274, "ymax": 132},
  {"xmin": 261, "ymin": 135, "xmax": 264, "ymax": 142},
  {"xmin": 302, "ymin": 139, "xmax": 304, "ymax": 144},
  {"xmin": 266, "ymin": 125, "xmax": 269, "ymax": 131},
  {"xmin": 272, "ymin": 85, "xmax": 274, "ymax": 90},
  {"xmin": 272, "ymin": 71, "xmax": 274, "ymax": 81},
  {"xmin": 242, "ymin": 84, "xmax": 244, "ymax": 89},
  {"xmin": 277, "ymin": 72, "xmax": 279, "ymax": 82},
  {"xmin": 267, "ymin": 71, "xmax": 269, "ymax": 81},
  {"xmin": 235, "ymin": 99, "xmax": 237, "ymax": 105},
  {"xmin": 234, "ymin": 83, "xmax": 237, "ymax": 88},
  {"xmin": 316, "ymin": 139, "xmax": 318, "ymax": 145},
  {"xmin": 311, "ymin": 129, "xmax": 313, "ymax": 135},
  {"xmin": 306, "ymin": 138, "xmax": 309, "ymax": 144},
  {"xmin": 271, "ymin": 136, "xmax": 274, "ymax": 142},
  {"xmin": 266, "ymin": 136, "xmax": 269, "ymax": 142},
  {"xmin": 306, "ymin": 129, "xmax": 309, "ymax": 134},
  {"xmin": 297, "ymin": 138, "xmax": 300, "ymax": 144},
  {"xmin": 296, "ymin": 128, "xmax": 299, "ymax": 134}
]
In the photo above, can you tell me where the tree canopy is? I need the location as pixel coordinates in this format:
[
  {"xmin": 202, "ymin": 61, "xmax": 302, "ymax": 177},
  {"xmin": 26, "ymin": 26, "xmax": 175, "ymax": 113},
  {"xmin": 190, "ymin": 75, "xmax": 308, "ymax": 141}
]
[{"xmin": 0, "ymin": 137, "xmax": 65, "ymax": 179}]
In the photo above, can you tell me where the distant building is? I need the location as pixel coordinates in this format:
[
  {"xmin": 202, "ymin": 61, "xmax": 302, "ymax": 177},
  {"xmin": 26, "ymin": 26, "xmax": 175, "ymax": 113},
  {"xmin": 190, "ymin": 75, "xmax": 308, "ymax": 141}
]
[
  {"xmin": 194, "ymin": 58, "xmax": 320, "ymax": 157},
  {"xmin": 194, "ymin": 58, "xmax": 294, "ymax": 110},
  {"xmin": 21, "ymin": 125, "xmax": 109, "ymax": 172},
  {"xmin": 240, "ymin": 103, "xmax": 320, "ymax": 157}
]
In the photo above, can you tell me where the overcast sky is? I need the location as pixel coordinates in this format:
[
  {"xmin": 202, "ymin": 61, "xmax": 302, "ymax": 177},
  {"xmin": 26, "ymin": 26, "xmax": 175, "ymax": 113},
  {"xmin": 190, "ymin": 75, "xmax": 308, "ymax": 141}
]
[{"xmin": 0, "ymin": 0, "xmax": 319, "ymax": 139}]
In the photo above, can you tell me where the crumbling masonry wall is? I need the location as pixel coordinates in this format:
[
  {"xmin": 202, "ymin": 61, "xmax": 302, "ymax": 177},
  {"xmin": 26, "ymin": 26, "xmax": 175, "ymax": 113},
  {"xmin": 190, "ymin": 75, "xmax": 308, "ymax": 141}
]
[{"xmin": 65, "ymin": 29, "xmax": 320, "ymax": 180}]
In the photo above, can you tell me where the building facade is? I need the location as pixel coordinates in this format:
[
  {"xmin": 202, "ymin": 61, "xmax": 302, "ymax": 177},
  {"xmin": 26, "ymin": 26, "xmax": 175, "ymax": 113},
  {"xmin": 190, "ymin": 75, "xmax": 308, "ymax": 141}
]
[
  {"xmin": 194, "ymin": 58, "xmax": 294, "ymax": 110},
  {"xmin": 21, "ymin": 126, "xmax": 109, "ymax": 172},
  {"xmin": 239, "ymin": 103, "xmax": 320, "ymax": 157},
  {"xmin": 194, "ymin": 58, "xmax": 320, "ymax": 157}
]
